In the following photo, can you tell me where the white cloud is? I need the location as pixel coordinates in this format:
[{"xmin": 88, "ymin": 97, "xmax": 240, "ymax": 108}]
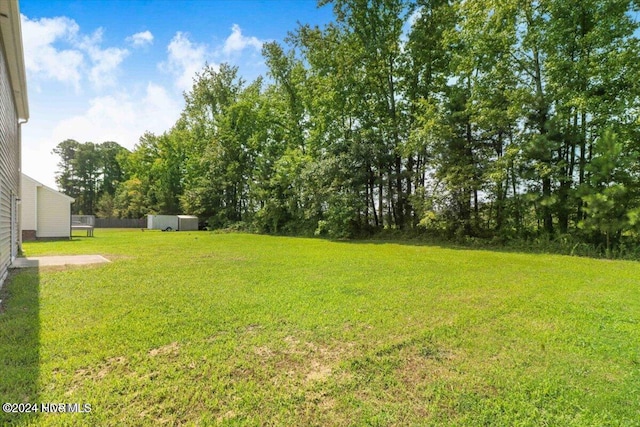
[
  {"xmin": 160, "ymin": 26, "xmax": 265, "ymax": 92},
  {"xmin": 22, "ymin": 83, "xmax": 182, "ymax": 190},
  {"xmin": 161, "ymin": 32, "xmax": 212, "ymax": 92},
  {"xmin": 127, "ymin": 30, "xmax": 154, "ymax": 48},
  {"xmin": 50, "ymin": 84, "xmax": 181, "ymax": 150},
  {"xmin": 20, "ymin": 15, "xmax": 84, "ymax": 89},
  {"xmin": 222, "ymin": 24, "xmax": 263, "ymax": 56},
  {"xmin": 21, "ymin": 17, "xmax": 269, "ymax": 189},
  {"xmin": 22, "ymin": 143, "xmax": 64, "ymax": 190},
  {"xmin": 76, "ymin": 28, "xmax": 129, "ymax": 89},
  {"xmin": 88, "ymin": 46, "xmax": 129, "ymax": 88},
  {"xmin": 20, "ymin": 15, "xmax": 129, "ymax": 90},
  {"xmin": 139, "ymin": 83, "xmax": 183, "ymax": 133}
]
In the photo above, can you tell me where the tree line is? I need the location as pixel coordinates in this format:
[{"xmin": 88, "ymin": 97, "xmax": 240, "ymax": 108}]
[{"xmin": 55, "ymin": 0, "xmax": 640, "ymax": 253}]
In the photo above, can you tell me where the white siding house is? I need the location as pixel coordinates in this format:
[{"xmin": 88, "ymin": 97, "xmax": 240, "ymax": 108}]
[
  {"xmin": 0, "ymin": 0, "xmax": 29, "ymax": 284},
  {"xmin": 20, "ymin": 174, "xmax": 74, "ymax": 240}
]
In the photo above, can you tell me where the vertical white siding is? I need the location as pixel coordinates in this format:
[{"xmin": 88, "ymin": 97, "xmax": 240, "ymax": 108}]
[
  {"xmin": 0, "ymin": 37, "xmax": 21, "ymax": 280},
  {"xmin": 36, "ymin": 187, "xmax": 71, "ymax": 238},
  {"xmin": 20, "ymin": 174, "xmax": 36, "ymax": 230}
]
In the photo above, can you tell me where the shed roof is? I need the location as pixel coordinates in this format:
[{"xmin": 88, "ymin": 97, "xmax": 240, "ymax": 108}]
[{"xmin": 22, "ymin": 173, "xmax": 75, "ymax": 202}]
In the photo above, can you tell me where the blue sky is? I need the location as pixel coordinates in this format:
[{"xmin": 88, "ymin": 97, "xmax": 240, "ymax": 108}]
[{"xmin": 19, "ymin": 0, "xmax": 335, "ymax": 188}]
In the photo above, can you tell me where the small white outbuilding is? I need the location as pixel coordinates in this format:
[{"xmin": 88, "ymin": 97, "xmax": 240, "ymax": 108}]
[
  {"xmin": 147, "ymin": 214, "xmax": 199, "ymax": 231},
  {"xmin": 20, "ymin": 174, "xmax": 75, "ymax": 240},
  {"xmin": 177, "ymin": 215, "xmax": 199, "ymax": 231},
  {"xmin": 147, "ymin": 214, "xmax": 179, "ymax": 231}
]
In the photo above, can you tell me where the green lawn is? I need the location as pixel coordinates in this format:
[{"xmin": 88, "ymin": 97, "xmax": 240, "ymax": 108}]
[{"xmin": 1, "ymin": 229, "xmax": 639, "ymax": 426}]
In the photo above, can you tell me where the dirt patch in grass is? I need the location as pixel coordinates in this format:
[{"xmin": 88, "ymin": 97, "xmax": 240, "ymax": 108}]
[
  {"xmin": 196, "ymin": 253, "xmax": 248, "ymax": 262},
  {"xmin": 253, "ymin": 345, "xmax": 275, "ymax": 358},
  {"xmin": 240, "ymin": 334, "xmax": 355, "ymax": 392},
  {"xmin": 305, "ymin": 362, "xmax": 332, "ymax": 382},
  {"xmin": 243, "ymin": 324, "xmax": 264, "ymax": 334},
  {"xmin": 148, "ymin": 341, "xmax": 180, "ymax": 358},
  {"xmin": 279, "ymin": 336, "xmax": 353, "ymax": 383},
  {"xmin": 69, "ymin": 355, "xmax": 131, "ymax": 395},
  {"xmin": 69, "ymin": 342, "xmax": 182, "ymax": 395},
  {"xmin": 397, "ymin": 345, "xmax": 461, "ymax": 388}
]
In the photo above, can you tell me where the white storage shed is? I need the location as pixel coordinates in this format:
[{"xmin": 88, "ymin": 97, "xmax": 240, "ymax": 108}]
[
  {"xmin": 147, "ymin": 215, "xmax": 179, "ymax": 231},
  {"xmin": 177, "ymin": 215, "xmax": 198, "ymax": 231},
  {"xmin": 147, "ymin": 214, "xmax": 198, "ymax": 231},
  {"xmin": 20, "ymin": 174, "xmax": 75, "ymax": 240}
]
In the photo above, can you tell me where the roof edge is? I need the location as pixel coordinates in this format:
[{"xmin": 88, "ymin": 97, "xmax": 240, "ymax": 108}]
[
  {"xmin": 0, "ymin": 0, "xmax": 29, "ymax": 120},
  {"xmin": 21, "ymin": 173, "xmax": 75, "ymax": 202}
]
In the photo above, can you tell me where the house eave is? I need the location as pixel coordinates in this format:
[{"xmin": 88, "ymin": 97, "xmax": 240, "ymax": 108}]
[{"xmin": 0, "ymin": 0, "xmax": 29, "ymax": 121}]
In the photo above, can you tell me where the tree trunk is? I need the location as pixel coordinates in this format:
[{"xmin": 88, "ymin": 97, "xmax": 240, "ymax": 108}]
[{"xmin": 542, "ymin": 176, "xmax": 553, "ymax": 234}]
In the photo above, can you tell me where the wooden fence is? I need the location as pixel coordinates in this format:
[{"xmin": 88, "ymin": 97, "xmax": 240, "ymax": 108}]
[{"xmin": 95, "ymin": 218, "xmax": 146, "ymax": 228}]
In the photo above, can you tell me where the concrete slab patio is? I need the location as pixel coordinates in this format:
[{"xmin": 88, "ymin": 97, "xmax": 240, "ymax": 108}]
[{"xmin": 11, "ymin": 255, "xmax": 111, "ymax": 268}]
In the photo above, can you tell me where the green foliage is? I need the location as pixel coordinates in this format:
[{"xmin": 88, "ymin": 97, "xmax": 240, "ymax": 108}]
[
  {"xmin": 578, "ymin": 129, "xmax": 640, "ymax": 251},
  {"xmin": 53, "ymin": 140, "xmax": 130, "ymax": 215},
  {"xmin": 91, "ymin": 0, "xmax": 640, "ymax": 251},
  {"xmin": 315, "ymin": 193, "xmax": 360, "ymax": 238},
  {"xmin": 113, "ymin": 177, "xmax": 148, "ymax": 219},
  {"xmin": 95, "ymin": 193, "xmax": 116, "ymax": 218}
]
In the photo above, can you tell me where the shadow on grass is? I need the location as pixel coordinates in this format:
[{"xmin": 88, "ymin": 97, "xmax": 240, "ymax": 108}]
[
  {"xmin": 26, "ymin": 238, "xmax": 83, "ymax": 245},
  {"xmin": 240, "ymin": 230, "xmax": 629, "ymax": 261},
  {"xmin": 317, "ymin": 234, "xmax": 624, "ymax": 261},
  {"xmin": 0, "ymin": 266, "xmax": 40, "ymax": 425}
]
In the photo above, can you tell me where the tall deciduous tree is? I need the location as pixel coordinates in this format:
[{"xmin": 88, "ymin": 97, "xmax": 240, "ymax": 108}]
[
  {"xmin": 53, "ymin": 139, "xmax": 130, "ymax": 215},
  {"xmin": 104, "ymin": 0, "xmax": 640, "ymax": 253}
]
